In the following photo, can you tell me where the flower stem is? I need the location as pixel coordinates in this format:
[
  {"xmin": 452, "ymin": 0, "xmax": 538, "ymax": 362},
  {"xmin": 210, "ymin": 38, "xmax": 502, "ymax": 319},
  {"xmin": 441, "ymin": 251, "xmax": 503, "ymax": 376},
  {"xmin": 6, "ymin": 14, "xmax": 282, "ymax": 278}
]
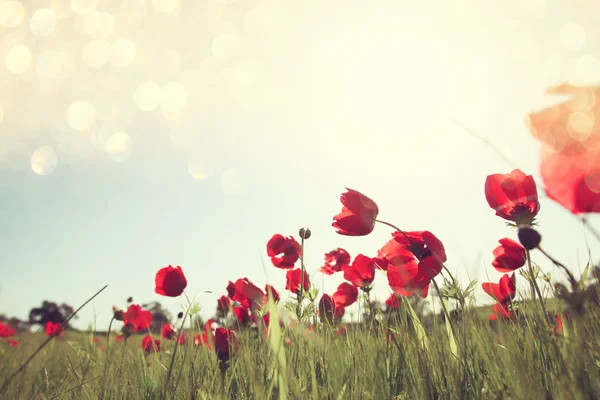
[
  {"xmin": 526, "ymin": 250, "xmax": 548, "ymax": 320},
  {"xmin": 102, "ymin": 316, "xmax": 115, "ymax": 397},
  {"xmin": 164, "ymin": 291, "xmax": 193, "ymax": 399}
]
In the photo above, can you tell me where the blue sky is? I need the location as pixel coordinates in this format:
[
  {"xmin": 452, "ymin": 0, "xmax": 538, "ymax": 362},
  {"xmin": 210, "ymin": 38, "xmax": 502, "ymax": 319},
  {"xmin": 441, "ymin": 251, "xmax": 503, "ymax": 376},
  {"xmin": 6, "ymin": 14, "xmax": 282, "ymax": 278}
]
[{"xmin": 1, "ymin": 0, "xmax": 600, "ymax": 330}]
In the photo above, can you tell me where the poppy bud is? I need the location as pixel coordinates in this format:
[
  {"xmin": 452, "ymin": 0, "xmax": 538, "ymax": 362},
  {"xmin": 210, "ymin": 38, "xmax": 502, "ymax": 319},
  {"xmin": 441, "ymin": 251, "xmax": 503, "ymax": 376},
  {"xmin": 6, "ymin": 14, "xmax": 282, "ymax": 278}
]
[
  {"xmin": 518, "ymin": 227, "xmax": 541, "ymax": 250},
  {"xmin": 177, "ymin": 312, "xmax": 184, "ymax": 319},
  {"xmin": 112, "ymin": 306, "xmax": 124, "ymax": 321},
  {"xmin": 126, "ymin": 297, "xmax": 133, "ymax": 303},
  {"xmin": 299, "ymin": 227, "xmax": 311, "ymax": 239}
]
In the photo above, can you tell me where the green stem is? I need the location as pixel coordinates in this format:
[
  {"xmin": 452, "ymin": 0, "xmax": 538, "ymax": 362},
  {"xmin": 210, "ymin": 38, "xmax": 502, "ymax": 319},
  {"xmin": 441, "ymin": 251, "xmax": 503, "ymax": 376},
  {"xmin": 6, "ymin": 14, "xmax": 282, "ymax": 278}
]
[
  {"xmin": 526, "ymin": 250, "xmax": 548, "ymax": 320},
  {"xmin": 163, "ymin": 291, "xmax": 193, "ymax": 399},
  {"xmin": 102, "ymin": 316, "xmax": 115, "ymax": 397}
]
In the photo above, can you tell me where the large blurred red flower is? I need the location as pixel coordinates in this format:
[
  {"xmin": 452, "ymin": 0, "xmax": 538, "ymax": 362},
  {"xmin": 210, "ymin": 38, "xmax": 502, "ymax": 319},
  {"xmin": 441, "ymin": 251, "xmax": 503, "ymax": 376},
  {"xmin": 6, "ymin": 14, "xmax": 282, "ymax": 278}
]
[
  {"xmin": 0, "ymin": 322, "xmax": 16, "ymax": 338},
  {"xmin": 161, "ymin": 323, "xmax": 177, "ymax": 340},
  {"xmin": 332, "ymin": 188, "xmax": 379, "ymax": 236},
  {"xmin": 232, "ymin": 278, "xmax": 265, "ymax": 309},
  {"xmin": 265, "ymin": 285, "xmax": 280, "ymax": 302},
  {"xmin": 232, "ymin": 306, "xmax": 251, "ymax": 326},
  {"xmin": 285, "ymin": 268, "xmax": 310, "ymax": 295},
  {"xmin": 123, "ymin": 304, "xmax": 152, "ymax": 333},
  {"xmin": 343, "ymin": 254, "xmax": 376, "ymax": 290},
  {"xmin": 44, "ymin": 321, "xmax": 64, "ymax": 337},
  {"xmin": 214, "ymin": 328, "xmax": 238, "ymax": 363},
  {"xmin": 141, "ymin": 335, "xmax": 160, "ymax": 353},
  {"xmin": 485, "ymin": 169, "xmax": 540, "ymax": 226},
  {"xmin": 539, "ymin": 144, "xmax": 600, "ymax": 213},
  {"xmin": 217, "ymin": 296, "xmax": 231, "ymax": 315},
  {"xmin": 320, "ymin": 248, "xmax": 351, "ymax": 275},
  {"xmin": 266, "ymin": 234, "xmax": 301, "ymax": 269},
  {"xmin": 492, "ymin": 238, "xmax": 526, "ymax": 273},
  {"xmin": 155, "ymin": 265, "xmax": 187, "ymax": 297},
  {"xmin": 332, "ymin": 282, "xmax": 358, "ymax": 307},
  {"xmin": 385, "ymin": 293, "xmax": 402, "ymax": 310},
  {"xmin": 526, "ymin": 84, "xmax": 600, "ymax": 154},
  {"xmin": 380, "ymin": 230, "xmax": 446, "ymax": 298}
]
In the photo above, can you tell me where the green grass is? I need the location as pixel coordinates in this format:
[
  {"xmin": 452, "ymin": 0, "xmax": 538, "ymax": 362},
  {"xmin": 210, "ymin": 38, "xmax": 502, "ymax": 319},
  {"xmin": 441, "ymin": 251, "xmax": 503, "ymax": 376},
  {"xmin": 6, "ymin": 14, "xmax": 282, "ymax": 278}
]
[{"xmin": 2, "ymin": 295, "xmax": 600, "ymax": 400}]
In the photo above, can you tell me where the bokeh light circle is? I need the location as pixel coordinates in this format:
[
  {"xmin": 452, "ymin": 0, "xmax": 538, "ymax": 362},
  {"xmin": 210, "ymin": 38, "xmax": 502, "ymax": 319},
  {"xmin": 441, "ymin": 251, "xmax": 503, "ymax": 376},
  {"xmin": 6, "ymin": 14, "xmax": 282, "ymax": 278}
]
[
  {"xmin": 110, "ymin": 39, "xmax": 136, "ymax": 67},
  {"xmin": 106, "ymin": 132, "xmax": 133, "ymax": 162},
  {"xmin": 83, "ymin": 40, "xmax": 112, "ymax": 68},
  {"xmin": 30, "ymin": 8, "xmax": 57, "ymax": 37},
  {"xmin": 31, "ymin": 146, "xmax": 58, "ymax": 175},
  {"xmin": 134, "ymin": 82, "xmax": 162, "ymax": 111},
  {"xmin": 66, "ymin": 101, "xmax": 96, "ymax": 131},
  {"xmin": 161, "ymin": 82, "xmax": 188, "ymax": 113},
  {"xmin": 0, "ymin": 1, "xmax": 25, "ymax": 28},
  {"xmin": 5, "ymin": 45, "xmax": 32, "ymax": 74}
]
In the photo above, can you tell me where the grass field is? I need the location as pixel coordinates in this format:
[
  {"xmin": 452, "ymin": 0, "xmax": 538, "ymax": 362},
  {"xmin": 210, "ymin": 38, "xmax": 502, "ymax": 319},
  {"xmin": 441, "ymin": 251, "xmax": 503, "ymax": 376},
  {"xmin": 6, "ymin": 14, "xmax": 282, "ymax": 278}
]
[{"xmin": 1, "ymin": 290, "xmax": 599, "ymax": 400}]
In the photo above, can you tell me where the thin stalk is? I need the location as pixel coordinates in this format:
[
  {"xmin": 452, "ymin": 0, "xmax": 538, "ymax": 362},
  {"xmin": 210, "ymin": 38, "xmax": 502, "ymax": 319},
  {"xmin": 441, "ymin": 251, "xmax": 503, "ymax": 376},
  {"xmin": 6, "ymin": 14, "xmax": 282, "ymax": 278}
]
[
  {"xmin": 163, "ymin": 291, "xmax": 193, "ymax": 399},
  {"xmin": 526, "ymin": 250, "xmax": 549, "ymax": 321},
  {"xmin": 101, "ymin": 316, "xmax": 115, "ymax": 397}
]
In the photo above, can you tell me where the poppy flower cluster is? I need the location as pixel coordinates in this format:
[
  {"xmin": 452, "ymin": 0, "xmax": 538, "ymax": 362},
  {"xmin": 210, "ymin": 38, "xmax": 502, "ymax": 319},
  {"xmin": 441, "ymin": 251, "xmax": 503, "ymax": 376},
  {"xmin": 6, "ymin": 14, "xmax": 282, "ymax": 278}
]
[
  {"xmin": 482, "ymin": 168, "xmax": 542, "ymax": 320},
  {"xmin": 0, "ymin": 322, "xmax": 18, "ymax": 347}
]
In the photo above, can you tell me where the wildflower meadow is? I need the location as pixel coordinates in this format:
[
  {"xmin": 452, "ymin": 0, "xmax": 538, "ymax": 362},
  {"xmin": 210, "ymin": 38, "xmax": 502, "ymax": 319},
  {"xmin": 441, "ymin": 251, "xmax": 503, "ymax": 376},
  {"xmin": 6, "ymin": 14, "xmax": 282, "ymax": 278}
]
[
  {"xmin": 3, "ymin": 86, "xmax": 600, "ymax": 398},
  {"xmin": 2, "ymin": 2, "xmax": 600, "ymax": 400}
]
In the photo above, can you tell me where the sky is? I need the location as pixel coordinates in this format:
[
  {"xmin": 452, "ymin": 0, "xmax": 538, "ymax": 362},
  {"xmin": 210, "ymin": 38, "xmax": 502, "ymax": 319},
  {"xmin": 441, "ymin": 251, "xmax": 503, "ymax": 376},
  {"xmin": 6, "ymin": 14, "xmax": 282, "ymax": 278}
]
[{"xmin": 1, "ymin": 0, "xmax": 600, "ymax": 331}]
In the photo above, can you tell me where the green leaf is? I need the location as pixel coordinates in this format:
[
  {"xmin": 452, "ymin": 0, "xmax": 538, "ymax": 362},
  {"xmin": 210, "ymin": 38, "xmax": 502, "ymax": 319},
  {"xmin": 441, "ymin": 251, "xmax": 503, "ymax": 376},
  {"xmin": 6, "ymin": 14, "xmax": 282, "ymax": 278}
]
[
  {"xmin": 443, "ymin": 299, "xmax": 458, "ymax": 361},
  {"xmin": 403, "ymin": 297, "xmax": 428, "ymax": 349}
]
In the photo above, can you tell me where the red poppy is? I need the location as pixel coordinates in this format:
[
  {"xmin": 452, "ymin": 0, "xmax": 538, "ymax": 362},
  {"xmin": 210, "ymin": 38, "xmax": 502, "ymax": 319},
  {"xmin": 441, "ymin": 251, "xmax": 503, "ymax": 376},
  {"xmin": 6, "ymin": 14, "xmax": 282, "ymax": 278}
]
[
  {"xmin": 214, "ymin": 327, "xmax": 238, "ymax": 363},
  {"xmin": 178, "ymin": 334, "xmax": 189, "ymax": 345},
  {"xmin": 217, "ymin": 296, "xmax": 231, "ymax": 315},
  {"xmin": 318, "ymin": 294, "xmax": 336, "ymax": 323},
  {"xmin": 285, "ymin": 268, "xmax": 310, "ymax": 295},
  {"xmin": 332, "ymin": 188, "xmax": 379, "ymax": 236},
  {"xmin": 226, "ymin": 281, "xmax": 236, "ymax": 298},
  {"xmin": 320, "ymin": 248, "xmax": 351, "ymax": 275},
  {"xmin": 526, "ymin": 84, "xmax": 600, "ymax": 154},
  {"xmin": 385, "ymin": 293, "xmax": 401, "ymax": 310},
  {"xmin": 161, "ymin": 323, "xmax": 177, "ymax": 340},
  {"xmin": 193, "ymin": 334, "xmax": 204, "ymax": 347},
  {"xmin": 332, "ymin": 282, "xmax": 358, "ymax": 307},
  {"xmin": 232, "ymin": 306, "xmax": 251, "ymax": 326},
  {"xmin": 112, "ymin": 306, "xmax": 125, "ymax": 321},
  {"xmin": 115, "ymin": 334, "xmax": 125, "ymax": 342},
  {"xmin": 264, "ymin": 285, "xmax": 280, "ymax": 302},
  {"xmin": 232, "ymin": 278, "xmax": 266, "ymax": 309},
  {"xmin": 123, "ymin": 304, "xmax": 152, "ymax": 332},
  {"xmin": 554, "ymin": 312, "xmax": 565, "ymax": 336},
  {"xmin": 539, "ymin": 144, "xmax": 600, "ymax": 213},
  {"xmin": 381, "ymin": 230, "xmax": 446, "ymax": 298},
  {"xmin": 141, "ymin": 335, "xmax": 160, "ymax": 353},
  {"xmin": 266, "ymin": 234, "xmax": 302, "ymax": 269},
  {"xmin": 0, "ymin": 322, "xmax": 16, "ymax": 338},
  {"xmin": 492, "ymin": 238, "xmax": 527, "ymax": 273},
  {"xmin": 482, "ymin": 273, "xmax": 516, "ymax": 304},
  {"xmin": 343, "ymin": 254, "xmax": 376, "ymax": 290},
  {"xmin": 482, "ymin": 273, "xmax": 517, "ymax": 321},
  {"xmin": 7, "ymin": 339, "xmax": 18, "ymax": 347},
  {"xmin": 44, "ymin": 321, "xmax": 64, "ymax": 337},
  {"xmin": 485, "ymin": 169, "xmax": 540, "ymax": 226},
  {"xmin": 155, "ymin": 265, "xmax": 187, "ymax": 297}
]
